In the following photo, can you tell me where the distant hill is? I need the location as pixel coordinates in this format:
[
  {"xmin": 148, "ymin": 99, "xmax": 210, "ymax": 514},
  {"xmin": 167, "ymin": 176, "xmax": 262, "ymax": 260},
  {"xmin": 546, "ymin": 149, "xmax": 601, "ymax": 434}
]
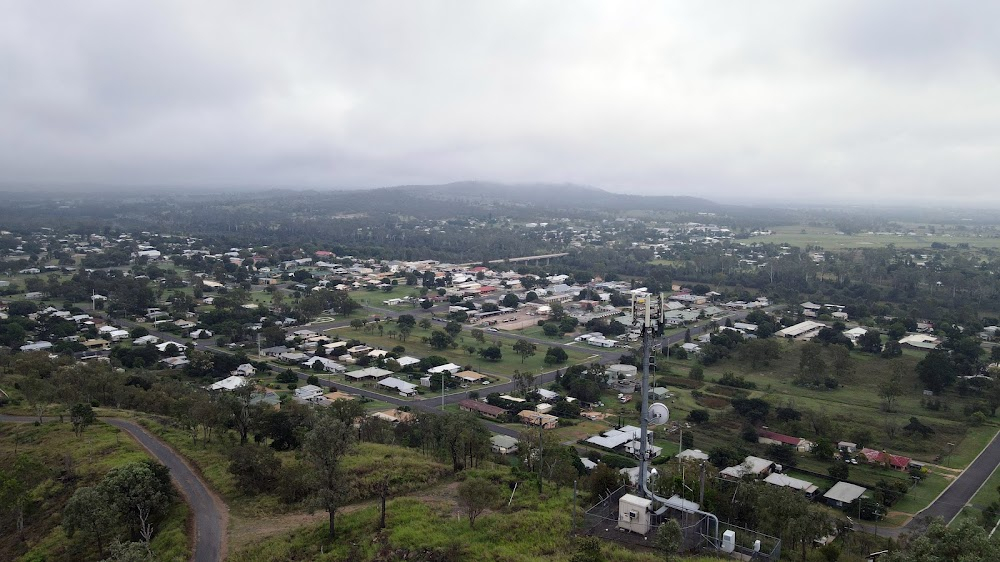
[{"xmin": 371, "ymin": 181, "xmax": 722, "ymax": 214}]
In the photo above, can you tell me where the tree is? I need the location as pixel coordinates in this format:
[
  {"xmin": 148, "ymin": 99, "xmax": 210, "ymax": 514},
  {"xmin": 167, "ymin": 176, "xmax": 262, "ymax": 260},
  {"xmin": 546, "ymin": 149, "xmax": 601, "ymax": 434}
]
[
  {"xmin": 302, "ymin": 413, "xmax": 355, "ymax": 539},
  {"xmin": 226, "ymin": 382, "xmax": 262, "ymax": 445},
  {"xmin": 479, "ymin": 345, "xmax": 502, "ymax": 362},
  {"xmin": 883, "ymin": 518, "xmax": 1000, "ymax": 561},
  {"xmin": 731, "ymin": 397, "xmax": 770, "ymax": 424},
  {"xmin": 828, "ymin": 463, "xmax": 849, "ymax": 481},
  {"xmin": 655, "ymin": 519, "xmax": 683, "ymax": 560},
  {"xmin": 20, "ymin": 375, "xmax": 53, "ymax": 423},
  {"xmin": 798, "ymin": 343, "xmax": 827, "ymax": 384},
  {"xmin": 429, "ymin": 330, "xmax": 453, "ymax": 350},
  {"xmin": 457, "ymin": 477, "xmax": 500, "ymax": 528},
  {"xmin": 545, "ymin": 346, "xmax": 569, "ymax": 365},
  {"xmin": 686, "ymin": 409, "xmax": 709, "ymax": 424},
  {"xmin": 881, "ymin": 339, "xmax": 903, "ymax": 358},
  {"xmin": 587, "ymin": 463, "xmax": 623, "ymax": 500},
  {"xmin": 63, "ymin": 486, "xmax": 115, "ymax": 557},
  {"xmin": 858, "ymin": 329, "xmax": 883, "ymax": 354},
  {"xmin": 444, "ymin": 321, "xmax": 463, "ymax": 338},
  {"xmin": 827, "ymin": 345, "xmax": 854, "ymax": 380},
  {"xmin": 738, "ymin": 339, "xmax": 783, "ymax": 369},
  {"xmin": 916, "ymin": 350, "xmax": 956, "ymax": 393},
  {"xmin": 513, "ymin": 339, "xmax": 537, "ymax": 363},
  {"xmin": 513, "ymin": 371, "xmax": 535, "ymax": 396},
  {"xmin": 70, "ymin": 402, "xmax": 96, "ymax": 437},
  {"xmin": 470, "ymin": 328, "xmax": 485, "ymax": 343},
  {"xmin": 904, "ymin": 416, "xmax": 935, "ymax": 438},
  {"xmin": 878, "ymin": 372, "xmax": 903, "ymax": 412},
  {"xmin": 228, "ymin": 445, "xmax": 280, "ymax": 495},
  {"xmin": 689, "ymin": 365, "xmax": 704, "ymax": 381},
  {"xmin": 99, "ymin": 461, "xmax": 171, "ymax": 545},
  {"xmin": 502, "ymin": 293, "xmax": 520, "ymax": 308},
  {"xmin": 0, "ymin": 454, "xmax": 47, "ymax": 537}
]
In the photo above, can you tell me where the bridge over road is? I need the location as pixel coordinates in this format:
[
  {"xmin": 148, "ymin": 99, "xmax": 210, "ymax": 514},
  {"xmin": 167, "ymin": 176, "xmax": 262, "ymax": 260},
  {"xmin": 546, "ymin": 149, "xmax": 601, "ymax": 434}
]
[{"xmin": 459, "ymin": 253, "xmax": 568, "ymax": 267}]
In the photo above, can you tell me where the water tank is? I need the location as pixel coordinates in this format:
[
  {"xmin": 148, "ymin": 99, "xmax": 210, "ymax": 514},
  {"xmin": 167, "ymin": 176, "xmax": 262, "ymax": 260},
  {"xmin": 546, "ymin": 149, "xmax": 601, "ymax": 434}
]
[
  {"xmin": 721, "ymin": 530, "xmax": 736, "ymax": 554},
  {"xmin": 608, "ymin": 364, "xmax": 638, "ymax": 379},
  {"xmin": 753, "ymin": 539, "xmax": 761, "ymax": 552}
]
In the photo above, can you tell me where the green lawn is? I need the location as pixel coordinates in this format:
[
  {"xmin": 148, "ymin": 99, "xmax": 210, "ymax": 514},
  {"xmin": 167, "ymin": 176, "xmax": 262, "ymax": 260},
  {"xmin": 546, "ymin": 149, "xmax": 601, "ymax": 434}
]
[
  {"xmin": 513, "ymin": 324, "xmax": 577, "ymax": 344},
  {"xmin": 655, "ymin": 340, "xmax": 998, "ymax": 468},
  {"xmin": 326, "ymin": 324, "xmax": 600, "ymax": 377},
  {"xmin": 751, "ymin": 224, "xmax": 1000, "ymax": 251}
]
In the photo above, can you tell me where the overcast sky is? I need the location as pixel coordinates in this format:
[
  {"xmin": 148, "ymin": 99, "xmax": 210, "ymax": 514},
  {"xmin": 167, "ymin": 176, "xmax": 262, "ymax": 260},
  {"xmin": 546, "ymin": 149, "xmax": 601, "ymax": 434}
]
[{"xmin": 3, "ymin": 1, "xmax": 1000, "ymax": 204}]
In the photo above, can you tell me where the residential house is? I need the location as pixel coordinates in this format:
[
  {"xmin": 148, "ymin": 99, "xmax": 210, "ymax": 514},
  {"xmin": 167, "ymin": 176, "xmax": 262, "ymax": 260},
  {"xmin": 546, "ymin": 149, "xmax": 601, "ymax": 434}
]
[
  {"xmin": 677, "ymin": 449, "xmax": 710, "ymax": 462},
  {"xmin": 294, "ymin": 384, "xmax": 325, "ymax": 402},
  {"xmin": 377, "ymin": 376, "xmax": 418, "ymax": 396},
  {"xmin": 302, "ymin": 357, "xmax": 346, "ymax": 373},
  {"xmin": 458, "ymin": 399, "xmax": 507, "ymax": 420},
  {"xmin": 859, "ymin": 448, "xmax": 911, "ymax": 472},
  {"xmin": 161, "ymin": 356, "xmax": 190, "ymax": 369},
  {"xmin": 261, "ymin": 345, "xmax": 291, "ymax": 357},
  {"xmin": 233, "ymin": 363, "xmax": 256, "ymax": 377},
  {"xmin": 823, "ymin": 482, "xmax": 867, "ymax": 508},
  {"xmin": 427, "ymin": 363, "xmax": 462, "ymax": 375},
  {"xmin": 720, "ymin": 456, "xmax": 775, "ymax": 479},
  {"xmin": 763, "ymin": 473, "xmax": 818, "ymax": 498},
  {"xmin": 518, "ymin": 410, "xmax": 558, "ymax": 429},
  {"xmin": 156, "ymin": 341, "xmax": 188, "ymax": 353},
  {"xmin": 491, "ymin": 435, "xmax": 519, "ymax": 455},
  {"xmin": 345, "ymin": 367, "xmax": 393, "ymax": 381},
  {"xmin": 208, "ymin": 375, "xmax": 249, "ymax": 391},
  {"xmin": 758, "ymin": 429, "xmax": 813, "ymax": 453},
  {"xmin": 453, "ymin": 370, "xmax": 487, "ymax": 384}
]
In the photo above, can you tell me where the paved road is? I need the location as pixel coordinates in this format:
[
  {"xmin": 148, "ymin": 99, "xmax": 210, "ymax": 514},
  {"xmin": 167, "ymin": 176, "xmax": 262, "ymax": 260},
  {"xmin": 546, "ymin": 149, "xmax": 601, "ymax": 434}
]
[
  {"xmin": 0, "ymin": 415, "xmax": 227, "ymax": 562},
  {"xmin": 901, "ymin": 428, "xmax": 1000, "ymax": 535}
]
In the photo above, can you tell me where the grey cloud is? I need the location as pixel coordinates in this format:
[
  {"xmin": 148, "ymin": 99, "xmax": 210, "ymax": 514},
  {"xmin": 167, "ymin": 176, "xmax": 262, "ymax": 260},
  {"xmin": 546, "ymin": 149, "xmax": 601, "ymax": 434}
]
[{"xmin": 1, "ymin": 1, "xmax": 1000, "ymax": 204}]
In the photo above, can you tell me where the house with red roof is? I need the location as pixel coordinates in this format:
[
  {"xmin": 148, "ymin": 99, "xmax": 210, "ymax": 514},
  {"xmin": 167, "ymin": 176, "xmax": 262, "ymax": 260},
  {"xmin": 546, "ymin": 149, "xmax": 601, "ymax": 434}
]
[
  {"xmin": 758, "ymin": 429, "xmax": 813, "ymax": 453},
  {"xmin": 859, "ymin": 448, "xmax": 911, "ymax": 472}
]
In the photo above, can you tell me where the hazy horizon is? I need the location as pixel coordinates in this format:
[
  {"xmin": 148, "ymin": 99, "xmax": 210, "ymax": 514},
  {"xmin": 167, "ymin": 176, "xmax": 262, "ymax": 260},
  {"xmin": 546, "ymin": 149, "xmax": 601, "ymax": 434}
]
[{"xmin": 4, "ymin": 2, "xmax": 1000, "ymax": 204}]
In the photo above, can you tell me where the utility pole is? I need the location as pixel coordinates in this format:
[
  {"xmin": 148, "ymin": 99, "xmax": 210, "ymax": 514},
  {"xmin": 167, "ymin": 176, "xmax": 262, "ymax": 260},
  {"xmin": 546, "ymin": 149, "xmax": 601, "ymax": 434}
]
[
  {"xmin": 572, "ymin": 480, "xmax": 578, "ymax": 533},
  {"xmin": 699, "ymin": 462, "xmax": 706, "ymax": 506},
  {"xmin": 537, "ymin": 421, "xmax": 544, "ymax": 494}
]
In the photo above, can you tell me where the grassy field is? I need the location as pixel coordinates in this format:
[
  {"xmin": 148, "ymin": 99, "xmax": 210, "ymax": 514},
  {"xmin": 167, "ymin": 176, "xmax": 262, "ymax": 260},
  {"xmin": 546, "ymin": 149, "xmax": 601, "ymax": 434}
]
[
  {"xmin": 512, "ymin": 324, "xmax": 577, "ymax": 344},
  {"xmin": 133, "ymin": 414, "xmax": 453, "ymax": 518},
  {"xmin": 750, "ymin": 224, "xmax": 1000, "ymax": 251},
  {"xmin": 0, "ymin": 420, "xmax": 190, "ymax": 562},
  {"xmin": 325, "ymin": 324, "xmax": 600, "ymax": 377},
  {"xmin": 652, "ymin": 340, "xmax": 999, "ymax": 468},
  {"xmin": 229, "ymin": 469, "xmax": 668, "ymax": 562}
]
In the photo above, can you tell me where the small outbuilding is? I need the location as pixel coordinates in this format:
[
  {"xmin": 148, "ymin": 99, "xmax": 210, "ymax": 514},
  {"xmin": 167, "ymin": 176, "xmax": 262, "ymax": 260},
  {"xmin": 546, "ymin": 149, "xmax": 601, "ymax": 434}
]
[{"xmin": 618, "ymin": 494, "xmax": 653, "ymax": 535}]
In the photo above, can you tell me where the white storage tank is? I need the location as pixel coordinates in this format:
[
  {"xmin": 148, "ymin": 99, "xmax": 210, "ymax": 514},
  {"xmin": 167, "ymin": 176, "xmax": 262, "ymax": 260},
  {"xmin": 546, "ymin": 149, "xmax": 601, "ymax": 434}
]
[{"xmin": 608, "ymin": 364, "xmax": 638, "ymax": 380}]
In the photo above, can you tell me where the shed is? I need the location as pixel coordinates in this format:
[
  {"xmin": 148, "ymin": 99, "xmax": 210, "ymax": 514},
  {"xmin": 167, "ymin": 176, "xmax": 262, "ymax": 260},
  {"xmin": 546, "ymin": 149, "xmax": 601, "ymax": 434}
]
[{"xmin": 618, "ymin": 494, "xmax": 653, "ymax": 535}]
